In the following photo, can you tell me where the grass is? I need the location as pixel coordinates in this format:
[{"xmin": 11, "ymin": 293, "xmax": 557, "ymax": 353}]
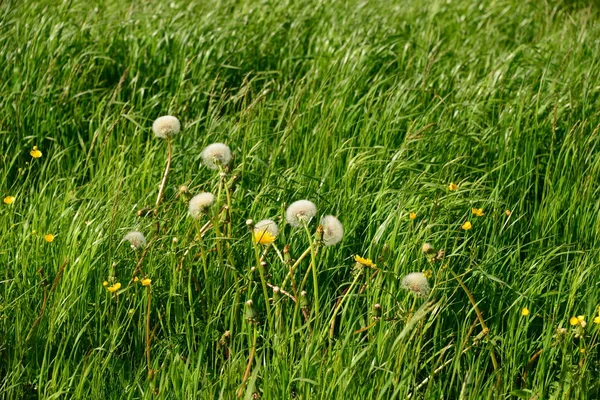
[{"xmin": 2, "ymin": 0, "xmax": 600, "ymax": 398}]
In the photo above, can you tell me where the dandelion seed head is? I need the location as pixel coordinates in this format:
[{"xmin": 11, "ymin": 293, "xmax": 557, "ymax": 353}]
[
  {"xmin": 152, "ymin": 115, "xmax": 180, "ymax": 139},
  {"xmin": 253, "ymin": 219, "xmax": 279, "ymax": 245},
  {"xmin": 286, "ymin": 200, "xmax": 317, "ymax": 227},
  {"xmin": 401, "ymin": 272, "xmax": 430, "ymax": 297},
  {"xmin": 201, "ymin": 143, "xmax": 232, "ymax": 170},
  {"xmin": 123, "ymin": 231, "xmax": 146, "ymax": 251},
  {"xmin": 421, "ymin": 243, "xmax": 435, "ymax": 255},
  {"xmin": 188, "ymin": 192, "xmax": 215, "ymax": 219},
  {"xmin": 320, "ymin": 215, "xmax": 343, "ymax": 246}
]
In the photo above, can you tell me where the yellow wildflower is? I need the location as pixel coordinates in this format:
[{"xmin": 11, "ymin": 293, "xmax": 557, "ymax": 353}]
[
  {"xmin": 461, "ymin": 221, "xmax": 472, "ymax": 230},
  {"xmin": 577, "ymin": 315, "xmax": 585, "ymax": 323},
  {"xmin": 505, "ymin": 210, "xmax": 511, "ymax": 216},
  {"xmin": 141, "ymin": 278, "xmax": 151, "ymax": 286},
  {"xmin": 594, "ymin": 316, "xmax": 600, "ymax": 324},
  {"xmin": 570, "ymin": 316, "xmax": 580, "ymax": 326},
  {"xmin": 107, "ymin": 282, "xmax": 121, "ymax": 293},
  {"xmin": 354, "ymin": 255, "xmax": 376, "ymax": 268},
  {"xmin": 44, "ymin": 234, "xmax": 55, "ymax": 243},
  {"xmin": 30, "ymin": 146, "xmax": 42, "ymax": 158},
  {"xmin": 103, "ymin": 281, "xmax": 109, "ymax": 287},
  {"xmin": 423, "ymin": 269, "xmax": 433, "ymax": 279},
  {"xmin": 472, "ymin": 208, "xmax": 484, "ymax": 217},
  {"xmin": 521, "ymin": 307, "xmax": 530, "ymax": 316},
  {"xmin": 253, "ymin": 229, "xmax": 276, "ymax": 245},
  {"xmin": 580, "ymin": 348, "xmax": 586, "ymax": 354},
  {"xmin": 409, "ymin": 212, "xmax": 417, "ymax": 220},
  {"xmin": 4, "ymin": 196, "xmax": 15, "ymax": 205},
  {"xmin": 448, "ymin": 182, "xmax": 458, "ymax": 191},
  {"xmin": 133, "ymin": 276, "xmax": 139, "ymax": 282}
]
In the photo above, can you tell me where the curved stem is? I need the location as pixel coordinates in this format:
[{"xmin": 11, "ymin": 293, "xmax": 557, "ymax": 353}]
[{"xmin": 155, "ymin": 138, "xmax": 172, "ymax": 208}]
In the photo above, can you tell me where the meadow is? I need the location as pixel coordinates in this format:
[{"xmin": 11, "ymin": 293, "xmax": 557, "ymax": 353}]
[{"xmin": 2, "ymin": 0, "xmax": 600, "ymax": 398}]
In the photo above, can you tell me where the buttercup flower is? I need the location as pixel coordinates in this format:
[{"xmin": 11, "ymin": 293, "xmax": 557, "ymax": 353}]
[
  {"xmin": 44, "ymin": 234, "xmax": 55, "ymax": 243},
  {"xmin": 107, "ymin": 282, "xmax": 121, "ymax": 293},
  {"xmin": 461, "ymin": 221, "xmax": 472, "ymax": 230},
  {"xmin": 354, "ymin": 255, "xmax": 376, "ymax": 268},
  {"xmin": 103, "ymin": 281, "xmax": 109, "ymax": 287},
  {"xmin": 141, "ymin": 278, "xmax": 151, "ymax": 286},
  {"xmin": 472, "ymin": 208, "xmax": 484, "ymax": 217},
  {"xmin": 521, "ymin": 307, "xmax": 530, "ymax": 316},
  {"xmin": 152, "ymin": 116, "xmax": 180, "ymax": 139},
  {"xmin": 30, "ymin": 146, "xmax": 42, "ymax": 158},
  {"xmin": 286, "ymin": 200, "xmax": 317, "ymax": 227},
  {"xmin": 320, "ymin": 215, "xmax": 344, "ymax": 246},
  {"xmin": 448, "ymin": 182, "xmax": 458, "ymax": 191},
  {"xmin": 594, "ymin": 316, "xmax": 600, "ymax": 324},
  {"xmin": 123, "ymin": 231, "xmax": 147, "ymax": 251},
  {"xmin": 570, "ymin": 316, "xmax": 580, "ymax": 326},
  {"xmin": 401, "ymin": 272, "xmax": 430, "ymax": 297},
  {"xmin": 201, "ymin": 143, "xmax": 232, "ymax": 170},
  {"xmin": 188, "ymin": 192, "xmax": 215, "ymax": 219},
  {"xmin": 409, "ymin": 212, "xmax": 417, "ymax": 220},
  {"xmin": 3, "ymin": 196, "xmax": 15, "ymax": 205},
  {"xmin": 253, "ymin": 219, "xmax": 279, "ymax": 245}
]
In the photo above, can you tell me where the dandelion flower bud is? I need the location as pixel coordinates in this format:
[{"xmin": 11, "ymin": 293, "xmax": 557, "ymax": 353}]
[
  {"xmin": 253, "ymin": 219, "xmax": 279, "ymax": 245},
  {"xmin": 320, "ymin": 215, "xmax": 344, "ymax": 246},
  {"xmin": 122, "ymin": 231, "xmax": 146, "ymax": 251},
  {"xmin": 152, "ymin": 115, "xmax": 180, "ymax": 139},
  {"xmin": 188, "ymin": 192, "xmax": 215, "ymax": 219},
  {"xmin": 401, "ymin": 272, "xmax": 430, "ymax": 298},
  {"xmin": 421, "ymin": 243, "xmax": 436, "ymax": 255},
  {"xmin": 201, "ymin": 143, "xmax": 232, "ymax": 170},
  {"xmin": 286, "ymin": 200, "xmax": 317, "ymax": 227}
]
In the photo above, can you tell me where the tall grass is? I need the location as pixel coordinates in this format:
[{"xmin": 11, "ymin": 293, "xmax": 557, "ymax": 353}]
[{"xmin": 2, "ymin": 0, "xmax": 600, "ymax": 398}]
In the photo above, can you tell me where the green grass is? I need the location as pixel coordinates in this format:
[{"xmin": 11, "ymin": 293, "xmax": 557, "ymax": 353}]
[{"xmin": 2, "ymin": 0, "xmax": 600, "ymax": 398}]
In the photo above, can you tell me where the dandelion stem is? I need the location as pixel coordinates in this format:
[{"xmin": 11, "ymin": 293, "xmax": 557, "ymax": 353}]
[
  {"xmin": 237, "ymin": 323, "xmax": 258, "ymax": 398},
  {"xmin": 449, "ymin": 269, "xmax": 501, "ymax": 388},
  {"xmin": 281, "ymin": 246, "xmax": 311, "ymax": 289},
  {"xmin": 302, "ymin": 223, "xmax": 319, "ymax": 320},
  {"xmin": 155, "ymin": 137, "xmax": 172, "ymax": 208},
  {"xmin": 254, "ymin": 244, "xmax": 272, "ymax": 326},
  {"xmin": 328, "ymin": 272, "xmax": 361, "ymax": 340}
]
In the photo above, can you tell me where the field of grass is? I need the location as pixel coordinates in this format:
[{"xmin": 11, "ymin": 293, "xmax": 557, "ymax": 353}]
[{"xmin": 2, "ymin": 0, "xmax": 600, "ymax": 398}]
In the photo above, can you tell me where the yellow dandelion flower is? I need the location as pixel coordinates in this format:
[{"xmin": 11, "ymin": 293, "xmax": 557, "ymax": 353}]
[
  {"xmin": 423, "ymin": 269, "xmax": 433, "ymax": 279},
  {"xmin": 448, "ymin": 182, "xmax": 458, "ymax": 191},
  {"xmin": 461, "ymin": 221, "xmax": 472, "ymax": 230},
  {"xmin": 570, "ymin": 316, "xmax": 580, "ymax": 326},
  {"xmin": 577, "ymin": 315, "xmax": 585, "ymax": 323},
  {"xmin": 521, "ymin": 307, "xmax": 530, "ymax": 316},
  {"xmin": 354, "ymin": 255, "xmax": 376, "ymax": 268},
  {"xmin": 103, "ymin": 281, "xmax": 109, "ymax": 287},
  {"xmin": 30, "ymin": 146, "xmax": 42, "ymax": 158},
  {"xmin": 107, "ymin": 282, "xmax": 121, "ymax": 293},
  {"xmin": 4, "ymin": 196, "xmax": 15, "ymax": 205},
  {"xmin": 141, "ymin": 278, "xmax": 151, "ymax": 286},
  {"xmin": 472, "ymin": 208, "xmax": 484, "ymax": 217},
  {"xmin": 133, "ymin": 276, "xmax": 139, "ymax": 282},
  {"xmin": 409, "ymin": 212, "xmax": 417, "ymax": 220},
  {"xmin": 253, "ymin": 230, "xmax": 276, "ymax": 245},
  {"xmin": 44, "ymin": 234, "xmax": 55, "ymax": 243},
  {"xmin": 505, "ymin": 210, "xmax": 511, "ymax": 216},
  {"xmin": 594, "ymin": 316, "xmax": 600, "ymax": 324}
]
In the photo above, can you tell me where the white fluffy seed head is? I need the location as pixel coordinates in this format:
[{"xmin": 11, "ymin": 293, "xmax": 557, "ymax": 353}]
[
  {"xmin": 401, "ymin": 272, "xmax": 430, "ymax": 298},
  {"xmin": 286, "ymin": 200, "xmax": 317, "ymax": 227},
  {"xmin": 152, "ymin": 115, "xmax": 180, "ymax": 139},
  {"xmin": 188, "ymin": 192, "xmax": 215, "ymax": 219},
  {"xmin": 320, "ymin": 215, "xmax": 344, "ymax": 246},
  {"xmin": 122, "ymin": 231, "xmax": 147, "ymax": 251},
  {"xmin": 201, "ymin": 143, "xmax": 232, "ymax": 170},
  {"xmin": 254, "ymin": 219, "xmax": 279, "ymax": 238}
]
